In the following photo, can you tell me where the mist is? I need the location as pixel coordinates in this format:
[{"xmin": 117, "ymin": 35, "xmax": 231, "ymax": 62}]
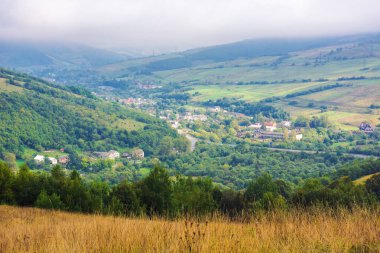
[{"xmin": 0, "ymin": 0, "xmax": 379, "ymax": 53}]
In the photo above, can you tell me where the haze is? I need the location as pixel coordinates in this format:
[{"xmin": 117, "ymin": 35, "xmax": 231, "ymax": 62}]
[{"xmin": 0, "ymin": 0, "xmax": 379, "ymax": 53}]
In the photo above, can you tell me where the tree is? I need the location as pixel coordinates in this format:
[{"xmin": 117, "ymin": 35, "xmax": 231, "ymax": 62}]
[
  {"xmin": 294, "ymin": 116, "xmax": 309, "ymax": 128},
  {"xmin": 0, "ymin": 161, "xmax": 14, "ymax": 203},
  {"xmin": 244, "ymin": 174, "xmax": 278, "ymax": 203},
  {"xmin": 111, "ymin": 181, "xmax": 141, "ymax": 215},
  {"xmin": 3, "ymin": 152, "xmax": 17, "ymax": 169},
  {"xmin": 136, "ymin": 165, "xmax": 172, "ymax": 216},
  {"xmin": 13, "ymin": 164, "xmax": 41, "ymax": 206},
  {"xmin": 366, "ymin": 174, "xmax": 380, "ymax": 200},
  {"xmin": 35, "ymin": 190, "xmax": 63, "ymax": 210}
]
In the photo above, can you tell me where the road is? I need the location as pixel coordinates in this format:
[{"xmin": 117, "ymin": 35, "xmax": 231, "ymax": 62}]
[
  {"xmin": 266, "ymin": 147, "xmax": 378, "ymax": 159},
  {"xmin": 177, "ymin": 129, "xmax": 198, "ymax": 152}
]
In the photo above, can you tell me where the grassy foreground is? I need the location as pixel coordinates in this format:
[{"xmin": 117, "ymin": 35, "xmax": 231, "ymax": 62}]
[{"xmin": 1, "ymin": 206, "xmax": 380, "ymax": 252}]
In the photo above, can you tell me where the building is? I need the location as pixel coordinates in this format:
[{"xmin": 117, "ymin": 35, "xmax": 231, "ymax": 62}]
[
  {"xmin": 249, "ymin": 123, "xmax": 262, "ymax": 129},
  {"xmin": 259, "ymin": 131, "xmax": 284, "ymax": 140},
  {"xmin": 132, "ymin": 149, "xmax": 145, "ymax": 159},
  {"xmin": 122, "ymin": 152, "xmax": 132, "ymax": 159},
  {"xmin": 34, "ymin": 155, "xmax": 45, "ymax": 164},
  {"xmin": 170, "ymin": 121, "xmax": 180, "ymax": 129},
  {"xmin": 295, "ymin": 133, "xmax": 303, "ymax": 141},
  {"xmin": 47, "ymin": 157, "xmax": 58, "ymax": 165},
  {"xmin": 264, "ymin": 122, "xmax": 277, "ymax": 132},
  {"xmin": 93, "ymin": 150, "xmax": 120, "ymax": 160},
  {"xmin": 281, "ymin": 121, "xmax": 292, "ymax": 128},
  {"xmin": 58, "ymin": 156, "xmax": 69, "ymax": 164},
  {"xmin": 210, "ymin": 106, "xmax": 221, "ymax": 113},
  {"xmin": 359, "ymin": 122, "xmax": 375, "ymax": 134},
  {"xmin": 108, "ymin": 150, "xmax": 120, "ymax": 159}
]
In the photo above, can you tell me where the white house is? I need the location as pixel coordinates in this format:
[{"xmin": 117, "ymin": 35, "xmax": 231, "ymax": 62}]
[
  {"xmin": 249, "ymin": 123, "xmax": 262, "ymax": 129},
  {"xmin": 34, "ymin": 155, "xmax": 45, "ymax": 164},
  {"xmin": 264, "ymin": 122, "xmax": 277, "ymax": 132},
  {"xmin": 210, "ymin": 106, "xmax": 221, "ymax": 113},
  {"xmin": 281, "ymin": 121, "xmax": 292, "ymax": 128},
  {"xmin": 48, "ymin": 157, "xmax": 58, "ymax": 165},
  {"xmin": 295, "ymin": 134, "xmax": 303, "ymax": 141},
  {"xmin": 108, "ymin": 150, "xmax": 120, "ymax": 159}
]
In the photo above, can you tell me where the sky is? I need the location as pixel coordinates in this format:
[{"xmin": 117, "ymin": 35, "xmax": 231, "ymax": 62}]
[{"xmin": 0, "ymin": 0, "xmax": 379, "ymax": 53}]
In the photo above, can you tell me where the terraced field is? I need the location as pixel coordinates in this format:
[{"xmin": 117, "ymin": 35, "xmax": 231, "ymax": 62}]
[{"xmin": 0, "ymin": 78, "xmax": 24, "ymax": 92}]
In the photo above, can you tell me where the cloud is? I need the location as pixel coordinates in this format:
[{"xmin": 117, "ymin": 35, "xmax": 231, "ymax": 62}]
[{"xmin": 0, "ymin": 0, "xmax": 379, "ymax": 52}]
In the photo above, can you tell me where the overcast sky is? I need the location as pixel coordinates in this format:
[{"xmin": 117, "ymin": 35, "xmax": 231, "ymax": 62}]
[{"xmin": 0, "ymin": 0, "xmax": 379, "ymax": 52}]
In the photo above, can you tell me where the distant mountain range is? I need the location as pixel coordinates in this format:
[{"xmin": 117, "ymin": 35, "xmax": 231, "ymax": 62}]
[
  {"xmin": 0, "ymin": 34, "xmax": 380, "ymax": 84},
  {"xmin": 0, "ymin": 41, "xmax": 129, "ymax": 69}
]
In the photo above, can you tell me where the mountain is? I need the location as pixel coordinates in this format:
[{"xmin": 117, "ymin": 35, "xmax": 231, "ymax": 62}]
[
  {"xmin": 0, "ymin": 41, "xmax": 129, "ymax": 69},
  {"xmin": 101, "ymin": 34, "xmax": 380, "ymax": 75},
  {"xmin": 0, "ymin": 68, "xmax": 187, "ymax": 157}
]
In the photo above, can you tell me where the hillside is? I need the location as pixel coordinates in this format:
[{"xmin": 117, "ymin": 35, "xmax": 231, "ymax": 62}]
[
  {"xmin": 0, "ymin": 68, "xmax": 185, "ymax": 158},
  {"xmin": 98, "ymin": 34, "xmax": 380, "ymax": 129},
  {"xmin": 1, "ymin": 205, "xmax": 379, "ymax": 253},
  {"xmin": 0, "ymin": 41, "xmax": 130, "ymax": 85}
]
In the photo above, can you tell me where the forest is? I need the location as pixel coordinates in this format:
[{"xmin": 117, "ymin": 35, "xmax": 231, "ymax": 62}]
[
  {"xmin": 1, "ymin": 159, "xmax": 380, "ymax": 217},
  {"xmin": 0, "ymin": 68, "xmax": 188, "ymax": 157}
]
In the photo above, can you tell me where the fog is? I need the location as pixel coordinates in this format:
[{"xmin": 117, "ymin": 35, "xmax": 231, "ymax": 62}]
[{"xmin": 0, "ymin": 0, "xmax": 379, "ymax": 52}]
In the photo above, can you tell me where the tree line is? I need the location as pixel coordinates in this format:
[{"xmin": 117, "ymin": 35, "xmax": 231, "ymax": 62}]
[{"xmin": 1, "ymin": 160, "xmax": 379, "ymax": 218}]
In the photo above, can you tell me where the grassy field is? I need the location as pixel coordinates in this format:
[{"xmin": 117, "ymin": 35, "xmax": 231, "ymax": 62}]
[
  {"xmin": 1, "ymin": 205, "xmax": 380, "ymax": 252},
  {"xmin": 354, "ymin": 172, "xmax": 380, "ymax": 185},
  {"xmin": 189, "ymin": 82, "xmax": 324, "ymax": 102},
  {"xmin": 0, "ymin": 78, "xmax": 24, "ymax": 93}
]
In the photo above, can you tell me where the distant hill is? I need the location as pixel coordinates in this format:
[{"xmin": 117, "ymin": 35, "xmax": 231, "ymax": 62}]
[
  {"xmin": 105, "ymin": 34, "xmax": 380, "ymax": 74},
  {"xmin": 0, "ymin": 41, "xmax": 129, "ymax": 70},
  {"xmin": 0, "ymin": 68, "xmax": 186, "ymax": 157}
]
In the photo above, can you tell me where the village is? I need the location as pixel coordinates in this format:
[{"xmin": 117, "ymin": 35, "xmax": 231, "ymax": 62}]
[
  {"xmin": 32, "ymin": 102, "xmax": 377, "ymax": 168},
  {"xmin": 33, "ymin": 148, "xmax": 145, "ymax": 167}
]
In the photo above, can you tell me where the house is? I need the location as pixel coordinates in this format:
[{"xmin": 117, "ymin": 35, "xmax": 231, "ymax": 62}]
[
  {"xmin": 264, "ymin": 122, "xmax": 277, "ymax": 132},
  {"xmin": 58, "ymin": 156, "xmax": 69, "ymax": 164},
  {"xmin": 108, "ymin": 150, "xmax": 120, "ymax": 159},
  {"xmin": 259, "ymin": 131, "xmax": 284, "ymax": 140},
  {"xmin": 193, "ymin": 115, "xmax": 207, "ymax": 121},
  {"xmin": 34, "ymin": 155, "xmax": 45, "ymax": 164},
  {"xmin": 170, "ymin": 121, "xmax": 180, "ymax": 129},
  {"xmin": 122, "ymin": 152, "xmax": 132, "ymax": 159},
  {"xmin": 359, "ymin": 122, "xmax": 375, "ymax": 133},
  {"xmin": 281, "ymin": 121, "xmax": 292, "ymax": 128},
  {"xmin": 249, "ymin": 123, "xmax": 262, "ymax": 129},
  {"xmin": 47, "ymin": 157, "xmax": 58, "ymax": 165},
  {"xmin": 132, "ymin": 149, "xmax": 145, "ymax": 159},
  {"xmin": 93, "ymin": 150, "xmax": 120, "ymax": 160},
  {"xmin": 210, "ymin": 106, "xmax": 221, "ymax": 113},
  {"xmin": 295, "ymin": 134, "xmax": 303, "ymax": 141}
]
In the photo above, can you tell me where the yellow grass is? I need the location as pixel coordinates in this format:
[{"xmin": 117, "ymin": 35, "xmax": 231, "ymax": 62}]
[
  {"xmin": 354, "ymin": 172, "xmax": 380, "ymax": 185},
  {"xmin": 1, "ymin": 205, "xmax": 380, "ymax": 252},
  {"xmin": 0, "ymin": 78, "xmax": 24, "ymax": 93}
]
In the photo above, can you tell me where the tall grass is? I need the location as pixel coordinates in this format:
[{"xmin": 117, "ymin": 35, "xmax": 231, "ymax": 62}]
[{"xmin": 0, "ymin": 205, "xmax": 379, "ymax": 252}]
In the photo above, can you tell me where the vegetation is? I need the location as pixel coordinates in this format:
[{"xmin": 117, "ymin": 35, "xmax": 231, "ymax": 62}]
[
  {"xmin": 0, "ymin": 68, "xmax": 187, "ymax": 157},
  {"xmin": 1, "ymin": 159, "xmax": 379, "ymax": 217},
  {"xmin": 1, "ymin": 205, "xmax": 380, "ymax": 253}
]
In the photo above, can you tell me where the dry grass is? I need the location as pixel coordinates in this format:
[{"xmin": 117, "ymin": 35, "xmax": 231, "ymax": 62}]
[{"xmin": 1, "ymin": 205, "xmax": 380, "ymax": 253}]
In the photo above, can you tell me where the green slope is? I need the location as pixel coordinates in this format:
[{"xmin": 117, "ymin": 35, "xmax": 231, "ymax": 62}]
[{"xmin": 0, "ymin": 68, "xmax": 187, "ymax": 157}]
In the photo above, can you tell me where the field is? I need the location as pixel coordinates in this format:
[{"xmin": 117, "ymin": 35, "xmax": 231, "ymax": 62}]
[
  {"xmin": 0, "ymin": 78, "xmax": 24, "ymax": 93},
  {"xmin": 354, "ymin": 172, "xmax": 380, "ymax": 185},
  {"xmin": 109, "ymin": 42, "xmax": 380, "ymax": 128},
  {"xmin": 1, "ymin": 205, "xmax": 380, "ymax": 252}
]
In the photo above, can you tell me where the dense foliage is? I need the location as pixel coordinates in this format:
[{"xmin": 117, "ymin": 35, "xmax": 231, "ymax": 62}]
[
  {"xmin": 203, "ymin": 98, "xmax": 289, "ymax": 121},
  {"xmin": 0, "ymin": 69, "xmax": 187, "ymax": 156},
  {"xmin": 159, "ymin": 143, "xmax": 355, "ymax": 189},
  {"xmin": 0, "ymin": 161, "xmax": 378, "ymax": 218}
]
